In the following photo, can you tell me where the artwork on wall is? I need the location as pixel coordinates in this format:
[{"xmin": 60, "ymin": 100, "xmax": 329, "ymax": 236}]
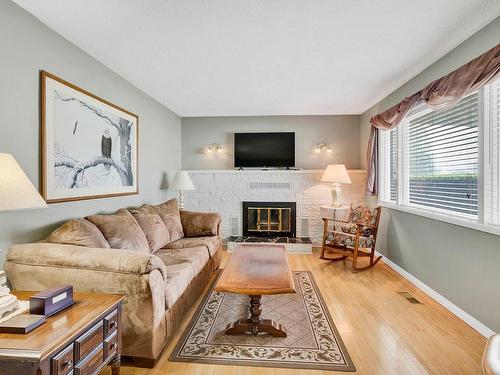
[{"xmin": 41, "ymin": 71, "xmax": 139, "ymax": 203}]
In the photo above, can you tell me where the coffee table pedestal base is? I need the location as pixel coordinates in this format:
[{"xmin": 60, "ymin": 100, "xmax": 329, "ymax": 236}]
[{"xmin": 224, "ymin": 295, "xmax": 287, "ymax": 337}]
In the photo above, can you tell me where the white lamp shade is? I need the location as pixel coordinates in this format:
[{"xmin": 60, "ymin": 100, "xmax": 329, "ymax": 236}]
[
  {"xmin": 170, "ymin": 171, "xmax": 195, "ymax": 191},
  {"xmin": 320, "ymin": 164, "xmax": 352, "ymax": 184},
  {"xmin": 0, "ymin": 153, "xmax": 47, "ymax": 211}
]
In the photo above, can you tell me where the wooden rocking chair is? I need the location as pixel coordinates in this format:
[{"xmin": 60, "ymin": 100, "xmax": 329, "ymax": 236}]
[{"xmin": 320, "ymin": 205, "xmax": 382, "ymax": 272}]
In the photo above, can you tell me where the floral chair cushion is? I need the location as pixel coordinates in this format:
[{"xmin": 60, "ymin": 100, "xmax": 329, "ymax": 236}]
[
  {"xmin": 327, "ymin": 231, "xmax": 373, "ymax": 249},
  {"xmin": 349, "ymin": 205, "xmax": 379, "ymax": 226},
  {"xmin": 340, "ymin": 223, "xmax": 373, "ymax": 237}
]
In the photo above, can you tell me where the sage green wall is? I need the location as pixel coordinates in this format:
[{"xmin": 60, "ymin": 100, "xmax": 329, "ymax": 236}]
[
  {"xmin": 360, "ymin": 17, "xmax": 500, "ymax": 332},
  {"xmin": 181, "ymin": 115, "xmax": 361, "ymax": 170},
  {"xmin": 0, "ymin": 1, "xmax": 181, "ymax": 264}
]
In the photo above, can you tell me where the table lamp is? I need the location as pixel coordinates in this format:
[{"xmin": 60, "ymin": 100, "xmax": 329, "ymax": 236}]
[
  {"xmin": 0, "ymin": 153, "xmax": 47, "ymax": 316},
  {"xmin": 170, "ymin": 170, "xmax": 195, "ymax": 209},
  {"xmin": 320, "ymin": 164, "xmax": 352, "ymax": 207}
]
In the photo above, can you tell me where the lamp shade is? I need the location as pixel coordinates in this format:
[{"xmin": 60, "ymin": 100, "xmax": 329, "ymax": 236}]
[
  {"xmin": 320, "ymin": 164, "xmax": 352, "ymax": 184},
  {"xmin": 0, "ymin": 153, "xmax": 47, "ymax": 211},
  {"xmin": 170, "ymin": 171, "xmax": 195, "ymax": 191}
]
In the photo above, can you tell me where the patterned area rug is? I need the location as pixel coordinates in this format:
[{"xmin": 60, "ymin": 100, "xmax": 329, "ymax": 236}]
[{"xmin": 170, "ymin": 271, "xmax": 355, "ymax": 372}]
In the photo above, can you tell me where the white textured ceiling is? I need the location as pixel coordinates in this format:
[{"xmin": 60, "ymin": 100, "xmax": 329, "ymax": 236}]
[{"xmin": 13, "ymin": 0, "xmax": 500, "ymax": 116}]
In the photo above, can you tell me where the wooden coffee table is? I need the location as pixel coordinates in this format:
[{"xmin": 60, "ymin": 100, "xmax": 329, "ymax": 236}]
[{"xmin": 215, "ymin": 244, "xmax": 296, "ymax": 337}]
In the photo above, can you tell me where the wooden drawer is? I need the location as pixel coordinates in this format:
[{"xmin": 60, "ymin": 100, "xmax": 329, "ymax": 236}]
[
  {"xmin": 51, "ymin": 343, "xmax": 74, "ymax": 375},
  {"xmin": 103, "ymin": 308, "xmax": 118, "ymax": 337},
  {"xmin": 74, "ymin": 321, "xmax": 103, "ymax": 362},
  {"xmin": 74, "ymin": 344, "xmax": 103, "ymax": 375},
  {"xmin": 103, "ymin": 331, "xmax": 118, "ymax": 360}
]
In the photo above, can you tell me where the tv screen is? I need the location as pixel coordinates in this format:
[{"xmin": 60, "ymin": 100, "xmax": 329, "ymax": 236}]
[{"xmin": 234, "ymin": 132, "xmax": 295, "ymax": 168}]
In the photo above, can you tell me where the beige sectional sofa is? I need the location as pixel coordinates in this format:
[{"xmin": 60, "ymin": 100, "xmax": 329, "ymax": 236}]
[{"xmin": 4, "ymin": 199, "xmax": 222, "ymax": 367}]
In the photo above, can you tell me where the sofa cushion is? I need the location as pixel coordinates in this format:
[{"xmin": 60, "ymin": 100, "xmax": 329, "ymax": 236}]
[
  {"xmin": 129, "ymin": 205, "xmax": 170, "ymax": 252},
  {"xmin": 155, "ymin": 246, "xmax": 209, "ymax": 308},
  {"xmin": 180, "ymin": 210, "xmax": 221, "ymax": 237},
  {"xmin": 166, "ymin": 236, "xmax": 221, "ymax": 258},
  {"xmin": 46, "ymin": 219, "xmax": 110, "ymax": 249},
  {"xmin": 86, "ymin": 209, "xmax": 149, "ymax": 252},
  {"xmin": 152, "ymin": 199, "xmax": 184, "ymax": 243}
]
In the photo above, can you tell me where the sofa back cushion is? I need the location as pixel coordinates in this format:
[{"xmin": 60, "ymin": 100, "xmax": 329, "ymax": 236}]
[
  {"xmin": 180, "ymin": 210, "xmax": 220, "ymax": 237},
  {"xmin": 152, "ymin": 199, "xmax": 184, "ymax": 243},
  {"xmin": 86, "ymin": 209, "xmax": 149, "ymax": 252},
  {"xmin": 129, "ymin": 205, "xmax": 170, "ymax": 252},
  {"xmin": 46, "ymin": 219, "xmax": 110, "ymax": 249}
]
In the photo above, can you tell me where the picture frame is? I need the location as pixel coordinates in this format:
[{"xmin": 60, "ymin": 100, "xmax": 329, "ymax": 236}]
[{"xmin": 41, "ymin": 71, "xmax": 139, "ymax": 203}]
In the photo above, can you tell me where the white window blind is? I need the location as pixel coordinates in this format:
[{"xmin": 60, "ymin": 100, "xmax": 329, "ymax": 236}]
[
  {"xmin": 379, "ymin": 128, "xmax": 398, "ymax": 203},
  {"xmin": 404, "ymin": 93, "xmax": 479, "ymax": 217},
  {"xmin": 486, "ymin": 79, "xmax": 500, "ymax": 226}
]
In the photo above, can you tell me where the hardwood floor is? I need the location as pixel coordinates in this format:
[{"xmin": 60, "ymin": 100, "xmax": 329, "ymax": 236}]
[{"xmin": 101, "ymin": 249, "xmax": 486, "ymax": 375}]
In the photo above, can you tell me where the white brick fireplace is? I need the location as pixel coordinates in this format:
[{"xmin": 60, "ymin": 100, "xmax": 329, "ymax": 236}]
[{"xmin": 183, "ymin": 169, "xmax": 367, "ymax": 246}]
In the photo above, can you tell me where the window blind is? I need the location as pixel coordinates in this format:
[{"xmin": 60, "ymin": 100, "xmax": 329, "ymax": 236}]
[
  {"xmin": 379, "ymin": 128, "xmax": 398, "ymax": 203},
  {"xmin": 390, "ymin": 129, "xmax": 398, "ymax": 201},
  {"xmin": 486, "ymin": 79, "xmax": 500, "ymax": 226},
  {"xmin": 405, "ymin": 93, "xmax": 479, "ymax": 217}
]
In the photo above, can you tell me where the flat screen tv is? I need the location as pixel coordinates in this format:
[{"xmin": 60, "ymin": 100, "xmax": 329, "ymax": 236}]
[{"xmin": 234, "ymin": 132, "xmax": 295, "ymax": 168}]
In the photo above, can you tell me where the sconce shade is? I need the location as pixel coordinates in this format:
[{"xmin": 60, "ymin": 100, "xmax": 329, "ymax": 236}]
[
  {"xmin": 0, "ymin": 153, "xmax": 47, "ymax": 211},
  {"xmin": 170, "ymin": 170, "xmax": 195, "ymax": 191},
  {"xmin": 321, "ymin": 164, "xmax": 352, "ymax": 184}
]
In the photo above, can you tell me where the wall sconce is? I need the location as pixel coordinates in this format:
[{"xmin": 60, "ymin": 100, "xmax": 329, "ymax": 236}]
[
  {"xmin": 207, "ymin": 143, "xmax": 223, "ymax": 153},
  {"xmin": 315, "ymin": 142, "xmax": 332, "ymax": 153}
]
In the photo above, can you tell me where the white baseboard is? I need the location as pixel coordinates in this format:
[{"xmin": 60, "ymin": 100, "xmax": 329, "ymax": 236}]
[{"xmin": 376, "ymin": 252, "xmax": 495, "ymax": 338}]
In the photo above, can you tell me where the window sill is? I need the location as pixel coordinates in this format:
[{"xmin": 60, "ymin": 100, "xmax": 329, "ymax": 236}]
[{"xmin": 378, "ymin": 201, "xmax": 500, "ymax": 237}]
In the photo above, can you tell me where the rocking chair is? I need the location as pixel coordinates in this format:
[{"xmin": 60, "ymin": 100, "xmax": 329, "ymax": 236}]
[{"xmin": 320, "ymin": 205, "xmax": 382, "ymax": 272}]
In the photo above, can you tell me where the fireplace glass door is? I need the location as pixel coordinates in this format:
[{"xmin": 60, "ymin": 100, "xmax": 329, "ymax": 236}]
[
  {"xmin": 247, "ymin": 207, "xmax": 291, "ymax": 233},
  {"xmin": 242, "ymin": 202, "xmax": 296, "ymax": 237}
]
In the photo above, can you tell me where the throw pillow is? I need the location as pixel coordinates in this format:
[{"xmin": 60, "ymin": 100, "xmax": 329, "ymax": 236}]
[
  {"xmin": 151, "ymin": 198, "xmax": 184, "ymax": 243},
  {"xmin": 86, "ymin": 209, "xmax": 149, "ymax": 252},
  {"xmin": 46, "ymin": 219, "xmax": 110, "ymax": 249},
  {"xmin": 129, "ymin": 205, "xmax": 170, "ymax": 252}
]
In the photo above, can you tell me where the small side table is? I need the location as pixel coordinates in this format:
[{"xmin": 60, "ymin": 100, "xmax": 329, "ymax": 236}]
[
  {"xmin": 0, "ymin": 292, "xmax": 124, "ymax": 375},
  {"xmin": 319, "ymin": 205, "xmax": 350, "ymax": 260}
]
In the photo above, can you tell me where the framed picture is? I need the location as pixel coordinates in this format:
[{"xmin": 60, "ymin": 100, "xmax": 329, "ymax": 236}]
[{"xmin": 41, "ymin": 71, "xmax": 139, "ymax": 203}]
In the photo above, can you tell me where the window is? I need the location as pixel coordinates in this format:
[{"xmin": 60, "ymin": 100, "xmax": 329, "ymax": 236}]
[
  {"xmin": 379, "ymin": 128, "xmax": 398, "ymax": 203},
  {"xmin": 486, "ymin": 79, "xmax": 500, "ymax": 226},
  {"xmin": 379, "ymin": 78, "xmax": 500, "ymax": 235}
]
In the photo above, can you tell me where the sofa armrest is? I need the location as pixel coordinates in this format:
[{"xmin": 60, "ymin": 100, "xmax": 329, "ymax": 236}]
[
  {"xmin": 180, "ymin": 210, "xmax": 221, "ymax": 237},
  {"xmin": 5, "ymin": 242, "xmax": 167, "ymax": 360},
  {"xmin": 6, "ymin": 243, "xmax": 166, "ymax": 279}
]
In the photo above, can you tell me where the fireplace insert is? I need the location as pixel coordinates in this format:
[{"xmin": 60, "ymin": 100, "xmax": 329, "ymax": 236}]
[{"xmin": 242, "ymin": 201, "xmax": 296, "ymax": 237}]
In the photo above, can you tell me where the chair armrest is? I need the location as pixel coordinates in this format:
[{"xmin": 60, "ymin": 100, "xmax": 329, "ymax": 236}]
[
  {"xmin": 180, "ymin": 210, "xmax": 221, "ymax": 237},
  {"xmin": 483, "ymin": 334, "xmax": 500, "ymax": 375},
  {"xmin": 322, "ymin": 218, "xmax": 350, "ymax": 224},
  {"xmin": 355, "ymin": 222, "xmax": 377, "ymax": 229},
  {"xmin": 6, "ymin": 243, "xmax": 166, "ymax": 279}
]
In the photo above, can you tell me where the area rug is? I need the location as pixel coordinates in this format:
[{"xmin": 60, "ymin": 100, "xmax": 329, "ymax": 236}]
[{"xmin": 170, "ymin": 271, "xmax": 355, "ymax": 372}]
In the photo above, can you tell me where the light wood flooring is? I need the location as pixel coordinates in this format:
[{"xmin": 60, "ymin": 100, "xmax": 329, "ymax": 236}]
[{"xmin": 102, "ymin": 249, "xmax": 486, "ymax": 375}]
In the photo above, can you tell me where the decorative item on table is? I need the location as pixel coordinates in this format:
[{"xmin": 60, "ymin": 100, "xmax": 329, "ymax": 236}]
[
  {"xmin": 321, "ymin": 164, "xmax": 352, "ymax": 207},
  {"xmin": 0, "ymin": 314, "xmax": 46, "ymax": 334},
  {"xmin": 29, "ymin": 285, "xmax": 74, "ymax": 317},
  {"xmin": 315, "ymin": 142, "xmax": 332, "ymax": 153},
  {"xmin": 0, "ymin": 153, "xmax": 47, "ymax": 318},
  {"xmin": 41, "ymin": 71, "xmax": 139, "ymax": 203},
  {"xmin": 170, "ymin": 170, "xmax": 195, "ymax": 209},
  {"xmin": 207, "ymin": 143, "xmax": 223, "ymax": 153}
]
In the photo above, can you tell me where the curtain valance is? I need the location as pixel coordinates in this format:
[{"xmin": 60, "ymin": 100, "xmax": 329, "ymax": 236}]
[{"xmin": 366, "ymin": 44, "xmax": 500, "ymax": 195}]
